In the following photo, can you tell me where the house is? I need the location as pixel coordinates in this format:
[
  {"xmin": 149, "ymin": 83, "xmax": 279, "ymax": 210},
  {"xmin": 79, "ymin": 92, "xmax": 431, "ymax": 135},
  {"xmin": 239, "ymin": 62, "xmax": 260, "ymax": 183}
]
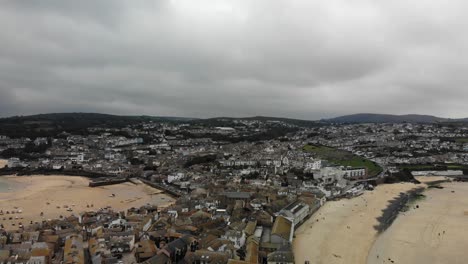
[
  {"xmin": 168, "ymin": 173, "xmax": 185, "ymax": 183},
  {"xmin": 244, "ymin": 221, "xmax": 257, "ymax": 237},
  {"xmin": 222, "ymin": 230, "xmax": 246, "ymax": 249},
  {"xmin": 185, "ymin": 250, "xmax": 230, "ymax": 264},
  {"xmin": 271, "ymin": 216, "xmax": 293, "ymax": 245},
  {"xmin": 135, "ymin": 240, "xmax": 158, "ymax": 263},
  {"xmin": 104, "ymin": 231, "xmax": 135, "ymax": 257},
  {"xmin": 33, "ymin": 137, "xmax": 48, "ymax": 146},
  {"xmin": 63, "ymin": 234, "xmax": 84, "ymax": 264},
  {"xmin": 28, "ymin": 256, "xmax": 47, "ymax": 264},
  {"xmin": 146, "ymin": 235, "xmax": 197, "ymax": 264},
  {"xmin": 8, "ymin": 158, "xmax": 27, "ymax": 168},
  {"xmin": 249, "ymin": 199, "xmax": 265, "ymax": 211},
  {"xmin": 305, "ymin": 159, "xmax": 323, "ymax": 170},
  {"xmin": 245, "ymin": 237, "xmax": 259, "ymax": 264},
  {"xmin": 267, "ymin": 245, "xmax": 294, "ymax": 264},
  {"xmin": 305, "ymin": 188, "xmax": 327, "ymax": 206},
  {"xmin": 221, "ymin": 192, "xmax": 252, "ymax": 206},
  {"xmin": 30, "ymin": 242, "xmax": 52, "ymax": 264}
]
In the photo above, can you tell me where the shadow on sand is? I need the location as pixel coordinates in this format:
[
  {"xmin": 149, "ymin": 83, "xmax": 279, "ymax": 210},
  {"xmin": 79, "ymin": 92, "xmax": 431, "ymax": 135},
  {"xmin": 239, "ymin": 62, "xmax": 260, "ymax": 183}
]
[{"xmin": 374, "ymin": 187, "xmax": 425, "ymax": 233}]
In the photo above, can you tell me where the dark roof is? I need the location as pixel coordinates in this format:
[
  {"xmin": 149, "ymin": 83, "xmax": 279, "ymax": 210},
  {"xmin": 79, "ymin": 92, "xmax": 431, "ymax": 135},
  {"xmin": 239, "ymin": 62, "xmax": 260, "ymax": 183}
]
[
  {"xmin": 283, "ymin": 201, "xmax": 306, "ymax": 214},
  {"xmin": 163, "ymin": 235, "xmax": 196, "ymax": 255},
  {"xmin": 267, "ymin": 245, "xmax": 294, "ymax": 262},
  {"xmin": 186, "ymin": 250, "xmax": 229, "ymax": 263},
  {"xmin": 144, "ymin": 254, "xmax": 170, "ymax": 264}
]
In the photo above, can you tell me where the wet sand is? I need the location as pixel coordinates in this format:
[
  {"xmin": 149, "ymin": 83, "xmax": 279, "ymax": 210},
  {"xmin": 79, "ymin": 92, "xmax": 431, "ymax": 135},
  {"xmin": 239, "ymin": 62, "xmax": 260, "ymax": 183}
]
[
  {"xmin": 0, "ymin": 175, "xmax": 175, "ymax": 230},
  {"xmin": 367, "ymin": 178, "xmax": 468, "ymax": 264},
  {"xmin": 293, "ymin": 183, "xmax": 419, "ymax": 264}
]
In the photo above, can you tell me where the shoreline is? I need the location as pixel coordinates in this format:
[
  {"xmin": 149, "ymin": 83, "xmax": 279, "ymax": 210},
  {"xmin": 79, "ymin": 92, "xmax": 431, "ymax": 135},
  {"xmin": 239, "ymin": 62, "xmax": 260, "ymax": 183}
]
[{"xmin": 0, "ymin": 175, "xmax": 175, "ymax": 231}]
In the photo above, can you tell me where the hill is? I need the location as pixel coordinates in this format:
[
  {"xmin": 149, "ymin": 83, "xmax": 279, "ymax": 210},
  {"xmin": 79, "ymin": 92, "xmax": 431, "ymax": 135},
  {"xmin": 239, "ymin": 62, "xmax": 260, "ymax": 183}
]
[
  {"xmin": 0, "ymin": 113, "xmax": 195, "ymax": 138},
  {"xmin": 198, "ymin": 116, "xmax": 325, "ymax": 127},
  {"xmin": 324, "ymin": 113, "xmax": 449, "ymax": 124}
]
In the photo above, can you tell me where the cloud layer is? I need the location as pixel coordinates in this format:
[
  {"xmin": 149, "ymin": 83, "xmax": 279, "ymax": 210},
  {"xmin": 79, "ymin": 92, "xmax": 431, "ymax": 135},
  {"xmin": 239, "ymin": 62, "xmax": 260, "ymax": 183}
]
[{"xmin": 1, "ymin": 0, "xmax": 467, "ymax": 119}]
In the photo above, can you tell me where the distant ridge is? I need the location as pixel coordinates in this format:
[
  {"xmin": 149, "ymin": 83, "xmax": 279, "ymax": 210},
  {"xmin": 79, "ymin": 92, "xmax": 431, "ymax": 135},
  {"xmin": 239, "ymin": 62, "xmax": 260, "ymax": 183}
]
[
  {"xmin": 0, "ymin": 112, "xmax": 198, "ymax": 122},
  {"xmin": 203, "ymin": 115, "xmax": 323, "ymax": 127},
  {"xmin": 324, "ymin": 113, "xmax": 451, "ymax": 123},
  {"xmin": 2, "ymin": 112, "xmax": 468, "ymax": 126}
]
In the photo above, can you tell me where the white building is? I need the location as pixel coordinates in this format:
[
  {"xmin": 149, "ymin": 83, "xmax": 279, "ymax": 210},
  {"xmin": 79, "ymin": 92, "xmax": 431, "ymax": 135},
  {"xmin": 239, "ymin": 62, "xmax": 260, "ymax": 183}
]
[
  {"xmin": 343, "ymin": 168, "xmax": 367, "ymax": 179},
  {"xmin": 316, "ymin": 167, "xmax": 345, "ymax": 183},
  {"xmin": 7, "ymin": 158, "xmax": 27, "ymax": 168},
  {"xmin": 222, "ymin": 230, "xmax": 246, "ymax": 249},
  {"xmin": 305, "ymin": 159, "xmax": 323, "ymax": 170},
  {"xmin": 167, "ymin": 172, "xmax": 185, "ymax": 183},
  {"xmin": 277, "ymin": 201, "xmax": 310, "ymax": 226}
]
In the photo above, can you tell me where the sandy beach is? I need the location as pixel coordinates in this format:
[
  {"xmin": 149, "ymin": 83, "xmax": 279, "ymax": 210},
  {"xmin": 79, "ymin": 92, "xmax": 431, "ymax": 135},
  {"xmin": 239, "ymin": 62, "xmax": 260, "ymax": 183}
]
[
  {"xmin": 367, "ymin": 178, "xmax": 468, "ymax": 264},
  {"xmin": 293, "ymin": 182, "xmax": 420, "ymax": 264},
  {"xmin": 0, "ymin": 175, "xmax": 175, "ymax": 230}
]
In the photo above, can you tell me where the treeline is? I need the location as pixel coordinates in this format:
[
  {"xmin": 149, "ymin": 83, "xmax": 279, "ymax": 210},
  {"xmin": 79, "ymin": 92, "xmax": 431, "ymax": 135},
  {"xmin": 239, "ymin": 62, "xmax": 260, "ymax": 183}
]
[
  {"xmin": 0, "ymin": 113, "xmax": 165, "ymax": 139},
  {"xmin": 0, "ymin": 141, "xmax": 52, "ymax": 160},
  {"xmin": 184, "ymin": 154, "xmax": 217, "ymax": 168}
]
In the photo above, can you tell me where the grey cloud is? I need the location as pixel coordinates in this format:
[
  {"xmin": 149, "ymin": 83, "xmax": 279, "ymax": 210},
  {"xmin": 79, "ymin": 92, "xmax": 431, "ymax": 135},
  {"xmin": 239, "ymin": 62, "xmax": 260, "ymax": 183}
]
[{"xmin": 1, "ymin": 0, "xmax": 468, "ymax": 119}]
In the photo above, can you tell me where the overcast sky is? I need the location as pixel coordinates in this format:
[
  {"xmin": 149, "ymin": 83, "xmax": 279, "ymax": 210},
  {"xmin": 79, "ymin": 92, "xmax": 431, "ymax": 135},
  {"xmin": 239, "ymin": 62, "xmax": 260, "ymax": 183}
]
[{"xmin": 1, "ymin": 0, "xmax": 467, "ymax": 119}]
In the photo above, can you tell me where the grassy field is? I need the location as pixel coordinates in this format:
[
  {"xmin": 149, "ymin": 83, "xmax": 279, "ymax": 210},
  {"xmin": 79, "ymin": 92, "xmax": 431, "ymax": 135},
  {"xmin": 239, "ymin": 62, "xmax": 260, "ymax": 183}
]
[
  {"xmin": 455, "ymin": 138, "xmax": 468, "ymax": 143},
  {"xmin": 302, "ymin": 144, "xmax": 382, "ymax": 176}
]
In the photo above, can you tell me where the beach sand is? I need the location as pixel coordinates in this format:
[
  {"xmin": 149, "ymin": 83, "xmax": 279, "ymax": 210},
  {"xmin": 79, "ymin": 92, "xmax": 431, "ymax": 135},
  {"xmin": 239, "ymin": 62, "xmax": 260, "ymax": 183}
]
[
  {"xmin": 293, "ymin": 182, "xmax": 419, "ymax": 264},
  {"xmin": 367, "ymin": 178, "xmax": 468, "ymax": 264},
  {"xmin": 0, "ymin": 175, "xmax": 175, "ymax": 230},
  {"xmin": 0, "ymin": 159, "xmax": 6, "ymax": 168}
]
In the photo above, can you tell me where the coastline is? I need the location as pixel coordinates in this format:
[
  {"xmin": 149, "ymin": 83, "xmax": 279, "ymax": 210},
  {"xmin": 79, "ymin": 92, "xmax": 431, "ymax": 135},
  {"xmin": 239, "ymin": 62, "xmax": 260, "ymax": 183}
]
[
  {"xmin": 0, "ymin": 175, "xmax": 175, "ymax": 230},
  {"xmin": 293, "ymin": 182, "xmax": 420, "ymax": 264}
]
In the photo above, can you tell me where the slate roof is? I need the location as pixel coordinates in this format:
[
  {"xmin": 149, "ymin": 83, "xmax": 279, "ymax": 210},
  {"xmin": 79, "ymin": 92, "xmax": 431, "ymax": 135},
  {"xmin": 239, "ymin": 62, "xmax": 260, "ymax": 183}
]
[
  {"xmin": 267, "ymin": 244, "xmax": 294, "ymax": 263},
  {"xmin": 223, "ymin": 192, "xmax": 251, "ymax": 199},
  {"xmin": 271, "ymin": 216, "xmax": 292, "ymax": 241}
]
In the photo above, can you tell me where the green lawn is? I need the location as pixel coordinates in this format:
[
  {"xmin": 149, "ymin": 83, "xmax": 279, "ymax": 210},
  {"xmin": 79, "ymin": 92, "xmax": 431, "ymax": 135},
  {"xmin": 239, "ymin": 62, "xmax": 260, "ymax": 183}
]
[
  {"xmin": 302, "ymin": 144, "xmax": 383, "ymax": 176},
  {"xmin": 455, "ymin": 138, "xmax": 468, "ymax": 143}
]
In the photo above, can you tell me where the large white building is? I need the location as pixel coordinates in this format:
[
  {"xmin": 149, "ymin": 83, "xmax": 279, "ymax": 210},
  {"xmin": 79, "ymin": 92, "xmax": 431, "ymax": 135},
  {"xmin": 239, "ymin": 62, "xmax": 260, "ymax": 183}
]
[
  {"xmin": 315, "ymin": 167, "xmax": 345, "ymax": 183},
  {"xmin": 277, "ymin": 200, "xmax": 310, "ymax": 226},
  {"xmin": 305, "ymin": 159, "xmax": 323, "ymax": 170},
  {"xmin": 343, "ymin": 167, "xmax": 367, "ymax": 179}
]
